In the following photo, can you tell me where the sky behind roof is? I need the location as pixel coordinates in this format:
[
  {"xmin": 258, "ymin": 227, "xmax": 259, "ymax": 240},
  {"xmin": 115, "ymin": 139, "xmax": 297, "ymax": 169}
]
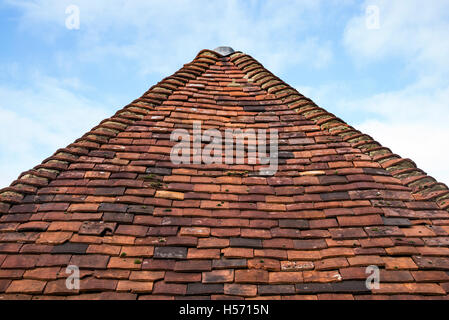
[{"xmin": 1, "ymin": 0, "xmax": 449, "ymax": 187}]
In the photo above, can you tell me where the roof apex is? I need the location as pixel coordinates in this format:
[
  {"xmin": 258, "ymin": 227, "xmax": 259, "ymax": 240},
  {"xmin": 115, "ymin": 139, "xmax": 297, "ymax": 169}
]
[{"xmin": 213, "ymin": 46, "xmax": 235, "ymax": 56}]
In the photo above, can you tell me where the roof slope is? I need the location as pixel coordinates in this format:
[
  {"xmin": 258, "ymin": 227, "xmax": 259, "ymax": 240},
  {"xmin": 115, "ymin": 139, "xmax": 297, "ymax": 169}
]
[{"xmin": 1, "ymin": 49, "xmax": 449, "ymax": 300}]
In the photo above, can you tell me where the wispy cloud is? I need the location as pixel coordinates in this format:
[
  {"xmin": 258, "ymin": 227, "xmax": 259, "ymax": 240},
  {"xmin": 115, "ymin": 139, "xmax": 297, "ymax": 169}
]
[
  {"xmin": 341, "ymin": 0, "xmax": 449, "ymax": 183},
  {"xmin": 343, "ymin": 0, "xmax": 449, "ymax": 76},
  {"xmin": 5, "ymin": 0, "xmax": 335, "ymax": 75},
  {"xmin": 0, "ymin": 71, "xmax": 109, "ymax": 187},
  {"xmin": 336, "ymin": 81, "xmax": 449, "ymax": 183}
]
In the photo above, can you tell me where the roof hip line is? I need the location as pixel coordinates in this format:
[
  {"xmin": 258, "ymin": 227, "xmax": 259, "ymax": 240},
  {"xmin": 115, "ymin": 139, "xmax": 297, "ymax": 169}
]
[
  {"xmin": 227, "ymin": 51, "xmax": 449, "ymax": 211},
  {"xmin": 0, "ymin": 49, "xmax": 222, "ymax": 214}
]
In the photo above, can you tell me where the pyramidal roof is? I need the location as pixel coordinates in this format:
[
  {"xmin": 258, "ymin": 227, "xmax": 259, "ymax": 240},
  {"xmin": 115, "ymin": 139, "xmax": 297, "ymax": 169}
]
[{"xmin": 1, "ymin": 48, "xmax": 449, "ymax": 300}]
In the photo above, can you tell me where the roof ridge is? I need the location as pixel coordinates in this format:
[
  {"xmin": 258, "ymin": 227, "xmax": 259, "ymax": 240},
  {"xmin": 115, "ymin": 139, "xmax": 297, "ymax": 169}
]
[
  {"xmin": 0, "ymin": 50, "xmax": 222, "ymax": 215},
  {"xmin": 228, "ymin": 52, "xmax": 449, "ymax": 211}
]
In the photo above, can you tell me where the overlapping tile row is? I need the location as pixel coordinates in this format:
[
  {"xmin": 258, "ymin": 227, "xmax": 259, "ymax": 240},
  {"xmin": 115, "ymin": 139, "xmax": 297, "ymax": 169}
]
[{"xmin": 1, "ymin": 49, "xmax": 449, "ymax": 300}]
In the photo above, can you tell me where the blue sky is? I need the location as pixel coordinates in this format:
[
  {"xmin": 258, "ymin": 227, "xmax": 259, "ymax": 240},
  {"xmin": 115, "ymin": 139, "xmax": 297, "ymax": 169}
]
[{"xmin": 1, "ymin": 0, "xmax": 449, "ymax": 187}]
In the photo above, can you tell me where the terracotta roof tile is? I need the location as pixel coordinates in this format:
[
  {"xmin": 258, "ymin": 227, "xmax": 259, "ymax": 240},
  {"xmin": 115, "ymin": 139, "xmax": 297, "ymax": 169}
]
[{"xmin": 0, "ymin": 48, "xmax": 449, "ymax": 299}]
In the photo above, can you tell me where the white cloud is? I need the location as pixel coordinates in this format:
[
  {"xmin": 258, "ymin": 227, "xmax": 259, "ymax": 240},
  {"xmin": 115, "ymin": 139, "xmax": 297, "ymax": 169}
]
[
  {"xmin": 338, "ymin": 0, "xmax": 449, "ymax": 185},
  {"xmin": 0, "ymin": 72, "xmax": 109, "ymax": 188},
  {"xmin": 5, "ymin": 0, "xmax": 334, "ymax": 75},
  {"xmin": 337, "ymin": 79, "xmax": 449, "ymax": 123},
  {"xmin": 343, "ymin": 0, "xmax": 449, "ymax": 75},
  {"xmin": 337, "ymin": 81, "xmax": 449, "ymax": 184},
  {"xmin": 296, "ymin": 78, "xmax": 449, "ymax": 184},
  {"xmin": 358, "ymin": 120, "xmax": 449, "ymax": 185}
]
